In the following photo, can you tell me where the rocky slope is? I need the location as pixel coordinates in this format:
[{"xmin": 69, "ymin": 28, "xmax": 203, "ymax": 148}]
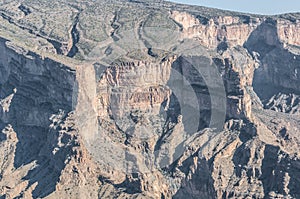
[{"xmin": 0, "ymin": 0, "xmax": 299, "ymax": 198}]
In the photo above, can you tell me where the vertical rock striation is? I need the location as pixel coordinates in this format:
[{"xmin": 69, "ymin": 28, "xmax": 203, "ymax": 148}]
[{"xmin": 0, "ymin": 1, "xmax": 299, "ymax": 198}]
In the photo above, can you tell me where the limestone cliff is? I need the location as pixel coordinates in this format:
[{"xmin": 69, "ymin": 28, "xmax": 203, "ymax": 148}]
[{"xmin": 0, "ymin": 0, "xmax": 299, "ymax": 199}]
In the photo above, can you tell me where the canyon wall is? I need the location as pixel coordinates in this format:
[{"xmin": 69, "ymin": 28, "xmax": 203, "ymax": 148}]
[
  {"xmin": 0, "ymin": 38, "xmax": 79, "ymax": 198},
  {"xmin": 0, "ymin": 0, "xmax": 299, "ymax": 199}
]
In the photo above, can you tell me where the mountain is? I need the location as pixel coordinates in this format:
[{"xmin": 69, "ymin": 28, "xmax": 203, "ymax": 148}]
[{"xmin": 0, "ymin": 0, "xmax": 299, "ymax": 198}]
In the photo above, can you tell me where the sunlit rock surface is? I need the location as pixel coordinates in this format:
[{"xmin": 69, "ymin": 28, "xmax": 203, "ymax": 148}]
[{"xmin": 0, "ymin": 0, "xmax": 299, "ymax": 198}]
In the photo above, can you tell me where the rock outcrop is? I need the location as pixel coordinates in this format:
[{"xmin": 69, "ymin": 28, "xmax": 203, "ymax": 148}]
[{"xmin": 0, "ymin": 0, "xmax": 299, "ymax": 199}]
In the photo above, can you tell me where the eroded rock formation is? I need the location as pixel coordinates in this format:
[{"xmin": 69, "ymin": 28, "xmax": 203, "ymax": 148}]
[{"xmin": 0, "ymin": 0, "xmax": 299, "ymax": 198}]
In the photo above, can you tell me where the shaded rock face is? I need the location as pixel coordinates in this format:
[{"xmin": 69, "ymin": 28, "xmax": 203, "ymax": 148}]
[
  {"xmin": 260, "ymin": 145, "xmax": 300, "ymax": 198},
  {"xmin": 0, "ymin": 38, "xmax": 77, "ymax": 198},
  {"xmin": 246, "ymin": 20, "xmax": 300, "ymax": 115},
  {"xmin": 0, "ymin": 0, "xmax": 300, "ymax": 199}
]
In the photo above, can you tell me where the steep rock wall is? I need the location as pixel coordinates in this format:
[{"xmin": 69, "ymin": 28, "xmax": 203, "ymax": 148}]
[
  {"xmin": 0, "ymin": 38, "xmax": 77, "ymax": 198},
  {"xmin": 171, "ymin": 11, "xmax": 260, "ymax": 49}
]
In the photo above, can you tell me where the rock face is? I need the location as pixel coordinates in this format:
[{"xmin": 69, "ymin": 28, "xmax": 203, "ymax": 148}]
[{"xmin": 0, "ymin": 0, "xmax": 299, "ymax": 199}]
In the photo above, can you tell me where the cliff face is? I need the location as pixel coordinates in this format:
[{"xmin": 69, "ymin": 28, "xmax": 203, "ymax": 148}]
[
  {"xmin": 0, "ymin": 38, "xmax": 78, "ymax": 198},
  {"xmin": 171, "ymin": 11, "xmax": 260, "ymax": 48},
  {"xmin": 0, "ymin": 0, "xmax": 300, "ymax": 199}
]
